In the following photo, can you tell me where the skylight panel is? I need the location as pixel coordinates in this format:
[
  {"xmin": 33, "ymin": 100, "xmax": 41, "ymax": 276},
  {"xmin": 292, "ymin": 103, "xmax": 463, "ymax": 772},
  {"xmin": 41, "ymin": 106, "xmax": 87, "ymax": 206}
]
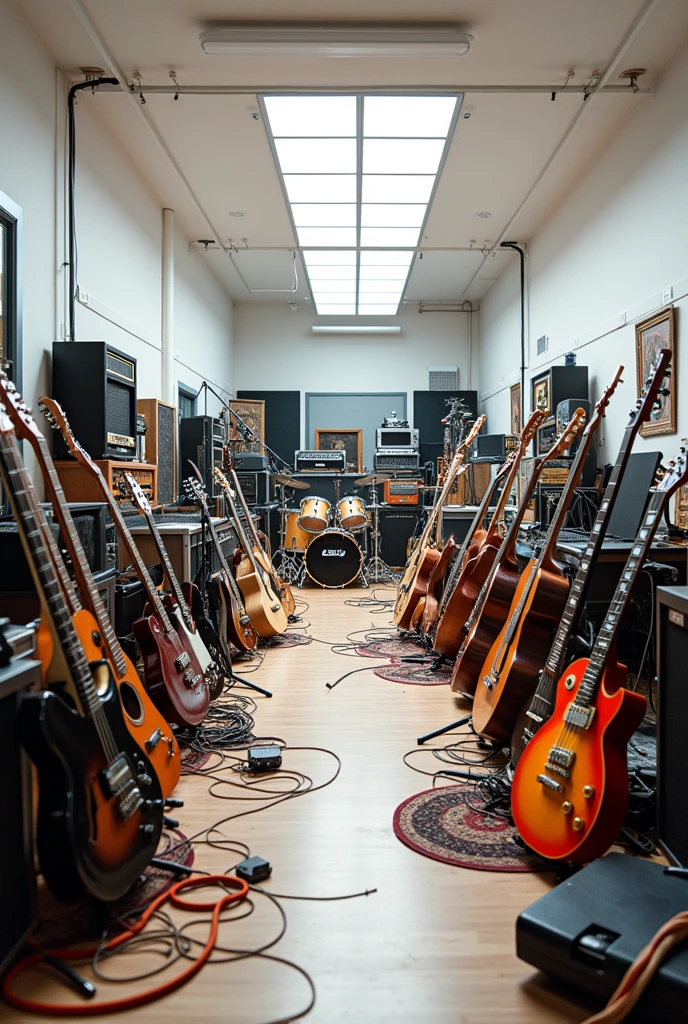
[
  {"xmin": 360, "ymin": 251, "xmax": 414, "ymax": 267},
  {"xmin": 306, "ymin": 265, "xmax": 357, "ymax": 280},
  {"xmin": 356, "ymin": 291, "xmax": 404, "ymax": 304},
  {"xmin": 296, "ymin": 227, "xmax": 357, "ymax": 247},
  {"xmin": 283, "ymin": 175, "xmax": 356, "ymax": 203},
  {"xmin": 363, "ymin": 138, "xmax": 445, "ymax": 175},
  {"xmin": 316, "ymin": 304, "xmax": 357, "ymax": 315},
  {"xmin": 364, "ymin": 96, "xmax": 457, "ymax": 137},
  {"xmin": 361, "ymin": 204, "xmax": 426, "ymax": 227},
  {"xmin": 357, "ymin": 304, "xmax": 401, "ymax": 315},
  {"xmin": 360, "ymin": 227, "xmax": 422, "ymax": 247},
  {"xmin": 303, "ymin": 250, "xmax": 357, "ymax": 266},
  {"xmin": 308, "ymin": 279, "xmax": 357, "ymax": 292},
  {"xmin": 264, "ymin": 96, "xmax": 356, "ymax": 137},
  {"xmin": 291, "ymin": 204, "xmax": 357, "ymax": 227},
  {"xmin": 275, "ymin": 138, "xmax": 356, "ymax": 174},
  {"xmin": 357, "ymin": 278, "xmax": 410, "ymax": 291},
  {"xmin": 361, "ymin": 175, "xmax": 436, "ymax": 204}
]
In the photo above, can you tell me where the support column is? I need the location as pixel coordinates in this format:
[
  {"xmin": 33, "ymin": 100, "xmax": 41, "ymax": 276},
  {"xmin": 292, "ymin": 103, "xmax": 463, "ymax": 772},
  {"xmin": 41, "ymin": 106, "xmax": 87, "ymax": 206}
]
[{"xmin": 161, "ymin": 207, "xmax": 175, "ymax": 404}]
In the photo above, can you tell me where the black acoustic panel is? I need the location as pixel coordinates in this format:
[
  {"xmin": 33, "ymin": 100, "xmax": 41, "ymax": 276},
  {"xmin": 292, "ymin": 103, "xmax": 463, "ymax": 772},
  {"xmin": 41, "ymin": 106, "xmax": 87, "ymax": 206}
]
[
  {"xmin": 379, "ymin": 507, "xmax": 423, "ymax": 567},
  {"xmin": 237, "ymin": 391, "xmax": 300, "ymax": 471},
  {"xmin": 606, "ymin": 451, "xmax": 662, "ymax": 540},
  {"xmin": 656, "ymin": 587, "xmax": 688, "ymax": 867},
  {"xmin": 413, "ymin": 390, "xmax": 478, "ymax": 468}
]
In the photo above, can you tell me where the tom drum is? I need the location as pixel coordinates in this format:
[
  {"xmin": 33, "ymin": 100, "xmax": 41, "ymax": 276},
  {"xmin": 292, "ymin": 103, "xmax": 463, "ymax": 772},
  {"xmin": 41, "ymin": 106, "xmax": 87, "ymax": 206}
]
[
  {"xmin": 337, "ymin": 496, "xmax": 367, "ymax": 532},
  {"xmin": 298, "ymin": 496, "xmax": 331, "ymax": 533},
  {"xmin": 304, "ymin": 529, "xmax": 363, "ymax": 589},
  {"xmin": 284, "ymin": 510, "xmax": 312, "ymax": 552}
]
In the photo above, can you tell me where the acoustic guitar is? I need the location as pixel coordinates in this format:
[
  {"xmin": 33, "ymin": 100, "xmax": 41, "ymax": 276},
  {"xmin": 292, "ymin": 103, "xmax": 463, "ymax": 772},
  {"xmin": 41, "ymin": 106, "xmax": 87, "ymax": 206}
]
[
  {"xmin": 393, "ymin": 416, "xmax": 485, "ymax": 629},
  {"xmin": 472, "ymin": 367, "xmax": 624, "ymax": 744},
  {"xmin": 211, "ymin": 467, "xmax": 288, "ymax": 638},
  {"xmin": 512, "ymin": 444, "xmax": 687, "ymax": 863},
  {"xmin": 510, "ymin": 351, "xmax": 672, "ymax": 764},
  {"xmin": 0, "ymin": 373, "xmax": 180, "ymax": 798},
  {"xmin": 124, "ymin": 472, "xmax": 226, "ymax": 700},
  {"xmin": 0, "ymin": 404, "xmax": 162, "ymax": 902},
  {"xmin": 41, "ymin": 398, "xmax": 209, "ymax": 727},
  {"xmin": 430, "ymin": 409, "xmax": 545, "ymax": 654},
  {"xmin": 449, "ymin": 410, "xmax": 586, "ymax": 696},
  {"xmin": 181, "ymin": 471, "xmax": 258, "ymax": 658}
]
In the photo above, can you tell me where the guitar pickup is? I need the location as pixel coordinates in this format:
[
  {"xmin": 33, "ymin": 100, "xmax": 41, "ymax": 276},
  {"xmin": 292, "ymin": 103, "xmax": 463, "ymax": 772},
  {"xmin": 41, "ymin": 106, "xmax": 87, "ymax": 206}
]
[
  {"xmin": 525, "ymin": 710, "xmax": 543, "ymax": 723},
  {"xmin": 564, "ymin": 703, "xmax": 596, "ymax": 729},
  {"xmin": 174, "ymin": 651, "xmax": 191, "ymax": 671},
  {"xmin": 549, "ymin": 746, "xmax": 575, "ymax": 768},
  {"xmin": 537, "ymin": 773, "xmax": 563, "ymax": 793},
  {"xmin": 545, "ymin": 762, "xmax": 570, "ymax": 778},
  {"xmin": 183, "ymin": 668, "xmax": 202, "ymax": 689},
  {"xmin": 145, "ymin": 727, "xmax": 163, "ymax": 752}
]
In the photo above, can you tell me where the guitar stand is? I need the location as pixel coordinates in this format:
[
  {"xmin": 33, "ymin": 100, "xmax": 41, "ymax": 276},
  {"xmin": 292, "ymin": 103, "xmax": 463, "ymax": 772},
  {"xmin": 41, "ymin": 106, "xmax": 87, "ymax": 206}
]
[
  {"xmin": 416, "ymin": 713, "xmax": 473, "ymax": 745},
  {"xmin": 230, "ymin": 671, "xmax": 272, "ymax": 699}
]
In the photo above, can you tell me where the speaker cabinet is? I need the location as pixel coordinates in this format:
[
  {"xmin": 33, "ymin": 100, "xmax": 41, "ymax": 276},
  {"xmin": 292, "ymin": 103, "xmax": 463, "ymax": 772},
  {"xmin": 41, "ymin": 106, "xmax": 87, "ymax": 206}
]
[
  {"xmin": 180, "ymin": 416, "xmax": 224, "ymax": 498},
  {"xmin": 657, "ymin": 586, "xmax": 688, "ymax": 867},
  {"xmin": 52, "ymin": 342, "xmax": 138, "ymax": 460},
  {"xmin": 138, "ymin": 399, "xmax": 177, "ymax": 505}
]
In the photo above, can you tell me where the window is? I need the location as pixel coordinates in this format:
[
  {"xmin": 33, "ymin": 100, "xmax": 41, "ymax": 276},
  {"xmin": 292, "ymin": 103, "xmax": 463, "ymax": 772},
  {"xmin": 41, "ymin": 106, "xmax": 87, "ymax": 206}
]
[
  {"xmin": 178, "ymin": 383, "xmax": 197, "ymax": 421},
  {"xmin": 0, "ymin": 190, "xmax": 22, "ymax": 516}
]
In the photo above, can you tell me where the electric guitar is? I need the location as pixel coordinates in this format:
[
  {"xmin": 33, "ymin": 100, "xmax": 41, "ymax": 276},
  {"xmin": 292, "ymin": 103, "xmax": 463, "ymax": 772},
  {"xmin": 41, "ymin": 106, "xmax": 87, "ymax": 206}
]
[
  {"xmin": 511, "ymin": 351, "xmax": 672, "ymax": 764},
  {"xmin": 0, "ymin": 372, "xmax": 180, "ymax": 797},
  {"xmin": 512, "ymin": 444, "xmax": 687, "ymax": 863},
  {"xmin": 0, "ymin": 403, "xmax": 162, "ymax": 902},
  {"xmin": 449, "ymin": 410, "xmax": 586, "ymax": 695},
  {"xmin": 211, "ymin": 466, "xmax": 289, "ymax": 638},
  {"xmin": 182, "ymin": 471, "xmax": 258, "ymax": 657},
  {"xmin": 472, "ymin": 367, "xmax": 624, "ymax": 744},
  {"xmin": 40, "ymin": 398, "xmax": 209, "ymax": 727},
  {"xmin": 222, "ymin": 446, "xmax": 296, "ymax": 617},
  {"xmin": 393, "ymin": 416, "xmax": 485, "ymax": 629},
  {"xmin": 124, "ymin": 472, "xmax": 226, "ymax": 700},
  {"xmin": 429, "ymin": 409, "xmax": 545, "ymax": 650}
]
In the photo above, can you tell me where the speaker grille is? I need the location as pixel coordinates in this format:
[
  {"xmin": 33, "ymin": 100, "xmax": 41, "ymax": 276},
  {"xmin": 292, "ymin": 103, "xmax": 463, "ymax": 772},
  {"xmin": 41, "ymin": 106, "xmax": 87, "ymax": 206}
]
[
  {"xmin": 106, "ymin": 379, "xmax": 133, "ymax": 436},
  {"xmin": 428, "ymin": 366, "xmax": 458, "ymax": 390},
  {"xmin": 157, "ymin": 404, "xmax": 176, "ymax": 504}
]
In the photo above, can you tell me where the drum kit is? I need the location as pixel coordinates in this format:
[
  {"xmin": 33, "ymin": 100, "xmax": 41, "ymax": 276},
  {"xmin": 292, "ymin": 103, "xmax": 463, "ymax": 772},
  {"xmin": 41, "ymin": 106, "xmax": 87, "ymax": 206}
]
[{"xmin": 271, "ymin": 471, "xmax": 399, "ymax": 589}]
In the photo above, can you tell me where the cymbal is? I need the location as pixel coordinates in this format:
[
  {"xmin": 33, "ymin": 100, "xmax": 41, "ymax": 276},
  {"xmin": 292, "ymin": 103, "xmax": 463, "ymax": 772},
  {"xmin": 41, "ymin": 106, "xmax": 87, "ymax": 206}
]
[
  {"xmin": 355, "ymin": 472, "xmax": 392, "ymax": 486},
  {"xmin": 272, "ymin": 473, "xmax": 310, "ymax": 490}
]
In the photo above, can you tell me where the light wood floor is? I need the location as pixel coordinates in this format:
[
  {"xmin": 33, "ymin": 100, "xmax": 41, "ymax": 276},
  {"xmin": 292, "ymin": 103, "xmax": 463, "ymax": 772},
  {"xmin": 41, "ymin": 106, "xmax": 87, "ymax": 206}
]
[{"xmin": 8, "ymin": 586, "xmax": 587, "ymax": 1024}]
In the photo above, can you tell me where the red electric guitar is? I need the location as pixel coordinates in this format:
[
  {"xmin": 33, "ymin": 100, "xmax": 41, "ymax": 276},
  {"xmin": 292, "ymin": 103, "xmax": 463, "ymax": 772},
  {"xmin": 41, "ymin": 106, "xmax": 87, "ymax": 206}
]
[
  {"xmin": 40, "ymin": 397, "xmax": 209, "ymax": 727},
  {"xmin": 512, "ymin": 441, "xmax": 687, "ymax": 863}
]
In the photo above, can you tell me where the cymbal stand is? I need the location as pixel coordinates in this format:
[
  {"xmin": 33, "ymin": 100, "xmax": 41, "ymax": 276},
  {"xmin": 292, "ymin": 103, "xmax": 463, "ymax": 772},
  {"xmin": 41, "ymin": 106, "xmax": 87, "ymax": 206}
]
[
  {"xmin": 365, "ymin": 480, "xmax": 397, "ymax": 583},
  {"xmin": 271, "ymin": 484, "xmax": 302, "ymax": 585}
]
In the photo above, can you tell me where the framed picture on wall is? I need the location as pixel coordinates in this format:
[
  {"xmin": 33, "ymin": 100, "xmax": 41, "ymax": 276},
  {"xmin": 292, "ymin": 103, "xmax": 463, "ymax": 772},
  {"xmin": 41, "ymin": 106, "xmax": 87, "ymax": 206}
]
[
  {"xmin": 315, "ymin": 428, "xmax": 363, "ymax": 473},
  {"xmin": 229, "ymin": 398, "xmax": 265, "ymax": 454},
  {"xmin": 510, "ymin": 382, "xmax": 522, "ymax": 435},
  {"xmin": 676, "ymin": 484, "xmax": 688, "ymax": 531},
  {"xmin": 636, "ymin": 306, "xmax": 676, "ymax": 437},
  {"xmin": 532, "ymin": 374, "xmax": 551, "ymax": 416}
]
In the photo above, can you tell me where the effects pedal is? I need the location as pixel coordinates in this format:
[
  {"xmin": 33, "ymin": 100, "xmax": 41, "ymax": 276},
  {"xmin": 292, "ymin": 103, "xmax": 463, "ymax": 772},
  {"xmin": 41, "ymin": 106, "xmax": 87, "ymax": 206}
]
[{"xmin": 246, "ymin": 745, "xmax": 283, "ymax": 772}]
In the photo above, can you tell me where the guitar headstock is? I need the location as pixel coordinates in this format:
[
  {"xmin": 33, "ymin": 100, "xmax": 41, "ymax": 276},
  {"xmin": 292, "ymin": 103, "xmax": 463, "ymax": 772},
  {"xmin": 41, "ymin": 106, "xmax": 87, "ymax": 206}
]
[
  {"xmin": 657, "ymin": 439, "xmax": 688, "ymax": 496},
  {"xmin": 461, "ymin": 414, "xmax": 486, "ymax": 452},
  {"xmin": 0, "ymin": 400, "xmax": 14, "ymax": 435},
  {"xmin": 546, "ymin": 407, "xmax": 587, "ymax": 459},
  {"xmin": 39, "ymin": 397, "xmax": 93, "ymax": 468},
  {"xmin": 586, "ymin": 365, "xmax": 624, "ymax": 434},
  {"xmin": 124, "ymin": 472, "xmax": 152, "ymax": 514},
  {"xmin": 213, "ymin": 466, "xmax": 236, "ymax": 499},
  {"xmin": 632, "ymin": 348, "xmax": 672, "ymax": 426},
  {"xmin": 518, "ymin": 409, "xmax": 547, "ymax": 453},
  {"xmin": 222, "ymin": 445, "xmax": 234, "ymax": 474},
  {"xmin": 183, "ymin": 471, "xmax": 207, "ymax": 509},
  {"xmin": 0, "ymin": 371, "xmax": 45, "ymax": 443}
]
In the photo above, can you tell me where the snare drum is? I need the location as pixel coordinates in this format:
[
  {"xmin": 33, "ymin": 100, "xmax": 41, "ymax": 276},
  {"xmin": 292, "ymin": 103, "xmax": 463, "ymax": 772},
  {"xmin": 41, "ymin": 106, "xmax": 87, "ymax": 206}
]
[
  {"xmin": 298, "ymin": 495, "xmax": 331, "ymax": 533},
  {"xmin": 337, "ymin": 495, "xmax": 367, "ymax": 532},
  {"xmin": 305, "ymin": 529, "xmax": 363, "ymax": 588},
  {"xmin": 284, "ymin": 510, "xmax": 311, "ymax": 552}
]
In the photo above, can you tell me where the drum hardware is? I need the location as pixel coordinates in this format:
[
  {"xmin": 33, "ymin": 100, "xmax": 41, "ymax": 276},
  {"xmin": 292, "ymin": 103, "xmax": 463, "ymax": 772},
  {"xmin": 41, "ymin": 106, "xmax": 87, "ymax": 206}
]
[
  {"xmin": 271, "ymin": 484, "xmax": 307, "ymax": 586},
  {"xmin": 359, "ymin": 477, "xmax": 399, "ymax": 584},
  {"xmin": 355, "ymin": 472, "xmax": 392, "ymax": 487},
  {"xmin": 271, "ymin": 472, "xmax": 310, "ymax": 491}
]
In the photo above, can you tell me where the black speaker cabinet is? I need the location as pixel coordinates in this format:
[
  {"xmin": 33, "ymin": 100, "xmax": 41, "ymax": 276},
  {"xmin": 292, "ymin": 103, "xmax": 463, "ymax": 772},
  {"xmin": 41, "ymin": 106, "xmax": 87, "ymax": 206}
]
[
  {"xmin": 52, "ymin": 342, "xmax": 138, "ymax": 460},
  {"xmin": 138, "ymin": 399, "xmax": 177, "ymax": 505},
  {"xmin": 530, "ymin": 364, "xmax": 588, "ymax": 419},
  {"xmin": 657, "ymin": 586, "xmax": 688, "ymax": 867},
  {"xmin": 379, "ymin": 507, "xmax": 423, "ymax": 567},
  {"xmin": 234, "ymin": 471, "xmax": 270, "ymax": 507},
  {"xmin": 0, "ymin": 654, "xmax": 40, "ymax": 973},
  {"xmin": 180, "ymin": 416, "xmax": 224, "ymax": 498},
  {"xmin": 413, "ymin": 390, "xmax": 478, "ymax": 470}
]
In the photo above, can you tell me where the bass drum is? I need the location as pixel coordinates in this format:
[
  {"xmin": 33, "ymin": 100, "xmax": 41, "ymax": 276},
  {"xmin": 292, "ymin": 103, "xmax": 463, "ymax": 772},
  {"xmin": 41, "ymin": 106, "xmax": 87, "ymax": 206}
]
[{"xmin": 305, "ymin": 529, "xmax": 363, "ymax": 589}]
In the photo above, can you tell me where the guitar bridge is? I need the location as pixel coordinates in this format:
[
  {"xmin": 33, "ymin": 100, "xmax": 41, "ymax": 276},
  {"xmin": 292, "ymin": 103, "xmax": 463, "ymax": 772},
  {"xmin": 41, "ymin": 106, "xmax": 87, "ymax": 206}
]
[
  {"xmin": 548, "ymin": 746, "xmax": 575, "ymax": 768},
  {"xmin": 537, "ymin": 773, "xmax": 563, "ymax": 793},
  {"xmin": 564, "ymin": 703, "xmax": 596, "ymax": 730},
  {"xmin": 183, "ymin": 668, "xmax": 202, "ymax": 689},
  {"xmin": 545, "ymin": 762, "xmax": 570, "ymax": 778},
  {"xmin": 174, "ymin": 650, "xmax": 191, "ymax": 672},
  {"xmin": 101, "ymin": 753, "xmax": 144, "ymax": 820}
]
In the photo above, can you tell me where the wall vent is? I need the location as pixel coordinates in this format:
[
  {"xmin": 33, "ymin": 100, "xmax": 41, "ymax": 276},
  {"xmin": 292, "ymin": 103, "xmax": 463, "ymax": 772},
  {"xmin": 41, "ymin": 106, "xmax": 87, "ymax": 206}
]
[
  {"xmin": 536, "ymin": 335, "xmax": 548, "ymax": 356},
  {"xmin": 428, "ymin": 365, "xmax": 459, "ymax": 390}
]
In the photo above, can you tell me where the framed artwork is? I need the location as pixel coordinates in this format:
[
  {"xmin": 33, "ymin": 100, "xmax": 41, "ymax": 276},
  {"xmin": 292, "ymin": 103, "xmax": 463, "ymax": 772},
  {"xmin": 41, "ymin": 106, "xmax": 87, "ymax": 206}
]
[
  {"xmin": 636, "ymin": 306, "xmax": 676, "ymax": 437},
  {"xmin": 229, "ymin": 398, "xmax": 265, "ymax": 454},
  {"xmin": 676, "ymin": 484, "xmax": 688, "ymax": 531},
  {"xmin": 532, "ymin": 375, "xmax": 550, "ymax": 416},
  {"xmin": 315, "ymin": 428, "xmax": 362, "ymax": 473},
  {"xmin": 510, "ymin": 382, "xmax": 522, "ymax": 435}
]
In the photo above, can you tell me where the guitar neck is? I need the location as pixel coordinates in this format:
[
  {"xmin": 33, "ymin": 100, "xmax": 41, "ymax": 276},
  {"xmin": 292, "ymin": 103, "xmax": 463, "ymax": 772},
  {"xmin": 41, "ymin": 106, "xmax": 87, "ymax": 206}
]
[
  {"xmin": 539, "ymin": 426, "xmax": 598, "ymax": 569},
  {"xmin": 0, "ymin": 433, "xmax": 104, "ymax": 720},
  {"xmin": 143, "ymin": 510, "xmax": 193, "ymax": 626},
  {"xmin": 35, "ymin": 436, "xmax": 127, "ymax": 676},
  {"xmin": 500, "ymin": 454, "xmax": 549, "ymax": 562},
  {"xmin": 229, "ymin": 467, "xmax": 261, "ymax": 550}
]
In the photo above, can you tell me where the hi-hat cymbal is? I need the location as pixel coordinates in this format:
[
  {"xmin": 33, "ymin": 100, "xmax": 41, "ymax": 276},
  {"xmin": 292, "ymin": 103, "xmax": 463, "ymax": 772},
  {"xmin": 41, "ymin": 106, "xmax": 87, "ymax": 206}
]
[
  {"xmin": 355, "ymin": 472, "xmax": 392, "ymax": 486},
  {"xmin": 272, "ymin": 473, "xmax": 310, "ymax": 490}
]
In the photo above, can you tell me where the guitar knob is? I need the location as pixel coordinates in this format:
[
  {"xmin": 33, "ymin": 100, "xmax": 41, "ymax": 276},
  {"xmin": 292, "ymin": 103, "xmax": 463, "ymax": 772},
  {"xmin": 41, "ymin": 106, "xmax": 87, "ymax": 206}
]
[
  {"xmin": 582, "ymin": 785, "xmax": 596, "ymax": 799},
  {"xmin": 561, "ymin": 801, "xmax": 573, "ymax": 815},
  {"xmin": 139, "ymin": 823, "xmax": 155, "ymax": 835},
  {"xmin": 572, "ymin": 816, "xmax": 585, "ymax": 831}
]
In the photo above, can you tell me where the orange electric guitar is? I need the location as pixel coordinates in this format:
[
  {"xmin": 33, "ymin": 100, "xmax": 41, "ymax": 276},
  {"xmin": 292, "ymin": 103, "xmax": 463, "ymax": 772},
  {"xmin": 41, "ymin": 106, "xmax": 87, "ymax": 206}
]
[
  {"xmin": 393, "ymin": 416, "xmax": 485, "ymax": 629},
  {"xmin": 472, "ymin": 367, "xmax": 624, "ymax": 744},
  {"xmin": 512, "ymin": 443, "xmax": 687, "ymax": 863},
  {"xmin": 0, "ymin": 372, "xmax": 180, "ymax": 798}
]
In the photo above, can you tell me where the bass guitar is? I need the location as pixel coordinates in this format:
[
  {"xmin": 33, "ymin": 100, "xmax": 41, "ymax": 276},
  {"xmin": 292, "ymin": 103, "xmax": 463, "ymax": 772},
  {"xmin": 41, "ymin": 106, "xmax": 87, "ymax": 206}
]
[
  {"xmin": 430, "ymin": 409, "xmax": 545, "ymax": 653},
  {"xmin": 211, "ymin": 466, "xmax": 288, "ymax": 638},
  {"xmin": 124, "ymin": 472, "xmax": 226, "ymax": 700},
  {"xmin": 449, "ymin": 410, "xmax": 586, "ymax": 696},
  {"xmin": 0, "ymin": 373, "xmax": 180, "ymax": 797},
  {"xmin": 472, "ymin": 367, "xmax": 624, "ymax": 744},
  {"xmin": 512, "ymin": 442, "xmax": 687, "ymax": 863},
  {"xmin": 41, "ymin": 398, "xmax": 209, "ymax": 727},
  {"xmin": 511, "ymin": 351, "xmax": 672, "ymax": 764},
  {"xmin": 181, "ymin": 471, "xmax": 258, "ymax": 658},
  {"xmin": 394, "ymin": 416, "xmax": 485, "ymax": 629},
  {"xmin": 0, "ymin": 403, "xmax": 162, "ymax": 902}
]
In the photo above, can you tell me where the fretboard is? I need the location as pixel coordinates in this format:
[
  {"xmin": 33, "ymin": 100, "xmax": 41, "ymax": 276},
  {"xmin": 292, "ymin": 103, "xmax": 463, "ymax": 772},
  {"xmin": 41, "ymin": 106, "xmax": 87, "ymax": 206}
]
[
  {"xmin": 539, "ymin": 419, "xmax": 598, "ymax": 567},
  {"xmin": 144, "ymin": 511, "xmax": 193, "ymax": 629}
]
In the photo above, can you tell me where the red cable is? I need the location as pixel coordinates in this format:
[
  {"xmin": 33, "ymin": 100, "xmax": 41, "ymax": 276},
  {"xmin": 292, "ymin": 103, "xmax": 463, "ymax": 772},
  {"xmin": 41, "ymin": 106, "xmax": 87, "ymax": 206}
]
[{"xmin": 2, "ymin": 874, "xmax": 249, "ymax": 1016}]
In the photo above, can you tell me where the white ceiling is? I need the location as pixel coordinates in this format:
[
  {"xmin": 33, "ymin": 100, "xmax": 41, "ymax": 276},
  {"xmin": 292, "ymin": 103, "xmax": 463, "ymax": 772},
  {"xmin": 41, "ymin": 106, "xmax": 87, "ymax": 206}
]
[{"xmin": 14, "ymin": 0, "xmax": 688, "ymax": 305}]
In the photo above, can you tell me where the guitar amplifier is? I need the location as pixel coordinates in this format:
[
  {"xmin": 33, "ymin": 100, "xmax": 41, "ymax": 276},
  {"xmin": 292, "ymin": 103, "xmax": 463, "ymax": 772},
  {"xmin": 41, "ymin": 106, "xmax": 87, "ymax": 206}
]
[
  {"xmin": 180, "ymin": 416, "xmax": 224, "ymax": 497},
  {"xmin": 374, "ymin": 451, "xmax": 421, "ymax": 472},
  {"xmin": 535, "ymin": 418, "xmax": 558, "ymax": 455},
  {"xmin": 295, "ymin": 449, "xmax": 347, "ymax": 472},
  {"xmin": 52, "ymin": 341, "xmax": 138, "ymax": 460},
  {"xmin": 474, "ymin": 433, "xmax": 517, "ymax": 462},
  {"xmin": 137, "ymin": 399, "xmax": 177, "ymax": 505},
  {"xmin": 384, "ymin": 479, "xmax": 421, "ymax": 505},
  {"xmin": 234, "ymin": 470, "xmax": 270, "ymax": 506}
]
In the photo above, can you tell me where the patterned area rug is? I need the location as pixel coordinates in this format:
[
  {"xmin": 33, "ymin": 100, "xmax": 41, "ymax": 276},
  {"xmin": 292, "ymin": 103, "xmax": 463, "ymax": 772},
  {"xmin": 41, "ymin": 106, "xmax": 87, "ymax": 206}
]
[
  {"xmin": 356, "ymin": 637, "xmax": 427, "ymax": 659},
  {"xmin": 374, "ymin": 660, "xmax": 452, "ymax": 686},
  {"xmin": 393, "ymin": 786, "xmax": 552, "ymax": 872},
  {"xmin": 180, "ymin": 745, "xmax": 213, "ymax": 772},
  {"xmin": 258, "ymin": 631, "xmax": 311, "ymax": 649}
]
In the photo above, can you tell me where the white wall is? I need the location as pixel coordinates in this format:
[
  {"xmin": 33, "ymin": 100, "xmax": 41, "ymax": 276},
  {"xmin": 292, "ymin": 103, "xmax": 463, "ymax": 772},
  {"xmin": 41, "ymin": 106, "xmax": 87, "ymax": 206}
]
[
  {"xmin": 233, "ymin": 303, "xmax": 476, "ymax": 445},
  {"xmin": 0, "ymin": 0, "xmax": 234, "ymax": 465},
  {"xmin": 479, "ymin": 38, "xmax": 688, "ymax": 478}
]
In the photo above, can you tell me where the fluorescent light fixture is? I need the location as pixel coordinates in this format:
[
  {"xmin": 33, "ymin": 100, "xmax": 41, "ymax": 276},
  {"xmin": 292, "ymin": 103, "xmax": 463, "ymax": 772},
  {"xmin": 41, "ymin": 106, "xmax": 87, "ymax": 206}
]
[
  {"xmin": 262, "ymin": 91, "xmax": 461, "ymax": 313},
  {"xmin": 312, "ymin": 325, "xmax": 402, "ymax": 334},
  {"xmin": 200, "ymin": 25, "xmax": 472, "ymax": 58}
]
